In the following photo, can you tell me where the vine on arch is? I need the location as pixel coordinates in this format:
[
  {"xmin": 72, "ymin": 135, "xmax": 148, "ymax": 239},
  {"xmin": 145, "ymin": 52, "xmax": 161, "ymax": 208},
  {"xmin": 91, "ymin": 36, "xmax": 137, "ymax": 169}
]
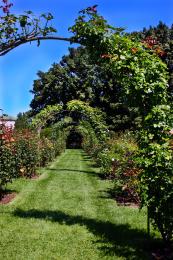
[
  {"xmin": 69, "ymin": 7, "xmax": 173, "ymax": 243},
  {"xmin": 31, "ymin": 104, "xmax": 63, "ymax": 129},
  {"xmin": 76, "ymin": 120, "xmax": 103, "ymax": 158},
  {"xmin": 67, "ymin": 100, "xmax": 108, "ymax": 141},
  {"xmin": 32, "ymin": 100, "xmax": 108, "ymax": 140},
  {"xmin": 31, "ymin": 100, "xmax": 108, "ymax": 163},
  {"xmin": 0, "ymin": 0, "xmax": 72, "ymax": 56}
]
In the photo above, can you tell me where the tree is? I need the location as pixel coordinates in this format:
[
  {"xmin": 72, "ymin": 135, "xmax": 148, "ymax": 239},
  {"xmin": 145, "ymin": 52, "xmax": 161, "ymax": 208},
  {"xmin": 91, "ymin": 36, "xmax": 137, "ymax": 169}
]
[
  {"xmin": 14, "ymin": 112, "xmax": 30, "ymax": 130},
  {"xmin": 30, "ymin": 47, "xmax": 139, "ymax": 130}
]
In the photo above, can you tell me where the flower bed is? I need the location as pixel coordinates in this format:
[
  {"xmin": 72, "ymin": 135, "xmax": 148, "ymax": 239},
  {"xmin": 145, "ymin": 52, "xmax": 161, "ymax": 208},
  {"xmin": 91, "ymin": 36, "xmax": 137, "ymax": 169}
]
[{"xmin": 0, "ymin": 124, "xmax": 64, "ymax": 196}]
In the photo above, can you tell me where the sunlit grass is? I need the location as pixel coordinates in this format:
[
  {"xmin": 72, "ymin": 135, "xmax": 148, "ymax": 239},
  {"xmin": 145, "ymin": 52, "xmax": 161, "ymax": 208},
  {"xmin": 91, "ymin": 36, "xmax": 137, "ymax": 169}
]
[{"xmin": 0, "ymin": 149, "xmax": 158, "ymax": 259}]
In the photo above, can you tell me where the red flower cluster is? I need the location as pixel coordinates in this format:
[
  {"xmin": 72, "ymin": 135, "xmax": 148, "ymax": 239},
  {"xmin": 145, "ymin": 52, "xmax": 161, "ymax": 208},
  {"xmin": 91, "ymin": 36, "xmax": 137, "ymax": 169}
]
[
  {"xmin": 142, "ymin": 36, "xmax": 166, "ymax": 57},
  {"xmin": 0, "ymin": 0, "xmax": 13, "ymax": 14},
  {"xmin": 155, "ymin": 47, "xmax": 166, "ymax": 57},
  {"xmin": 100, "ymin": 54, "xmax": 112, "ymax": 59},
  {"xmin": 131, "ymin": 47, "xmax": 138, "ymax": 54},
  {"xmin": 86, "ymin": 5, "xmax": 98, "ymax": 13},
  {"xmin": 0, "ymin": 124, "xmax": 14, "ymax": 144},
  {"xmin": 142, "ymin": 36, "xmax": 158, "ymax": 49}
]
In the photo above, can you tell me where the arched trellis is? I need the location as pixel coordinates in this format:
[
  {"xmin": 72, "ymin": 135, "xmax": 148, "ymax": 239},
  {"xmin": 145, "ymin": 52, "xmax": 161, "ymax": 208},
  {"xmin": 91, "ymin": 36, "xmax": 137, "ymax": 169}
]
[
  {"xmin": 76, "ymin": 120, "xmax": 104, "ymax": 156},
  {"xmin": 31, "ymin": 9, "xmax": 173, "ymax": 242},
  {"xmin": 50, "ymin": 118, "xmax": 100, "ymax": 151},
  {"xmin": 35, "ymin": 110, "xmax": 103, "ymax": 156},
  {"xmin": 69, "ymin": 9, "xmax": 173, "ymax": 242},
  {"xmin": 31, "ymin": 100, "xmax": 108, "ymax": 142}
]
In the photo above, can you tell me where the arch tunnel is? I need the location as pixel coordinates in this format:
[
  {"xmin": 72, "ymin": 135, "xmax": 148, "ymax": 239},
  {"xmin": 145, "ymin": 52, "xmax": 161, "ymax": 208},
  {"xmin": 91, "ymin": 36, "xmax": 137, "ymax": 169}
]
[{"xmin": 66, "ymin": 129, "xmax": 83, "ymax": 149}]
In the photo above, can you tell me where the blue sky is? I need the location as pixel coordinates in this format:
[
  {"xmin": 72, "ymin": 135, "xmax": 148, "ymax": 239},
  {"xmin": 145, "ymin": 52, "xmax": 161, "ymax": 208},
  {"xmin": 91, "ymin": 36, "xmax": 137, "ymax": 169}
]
[{"xmin": 0, "ymin": 0, "xmax": 172, "ymax": 116}]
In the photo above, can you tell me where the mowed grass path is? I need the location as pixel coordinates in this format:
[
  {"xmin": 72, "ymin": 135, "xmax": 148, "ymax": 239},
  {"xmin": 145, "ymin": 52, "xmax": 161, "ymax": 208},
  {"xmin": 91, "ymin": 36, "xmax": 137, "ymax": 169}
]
[{"xmin": 0, "ymin": 149, "xmax": 152, "ymax": 259}]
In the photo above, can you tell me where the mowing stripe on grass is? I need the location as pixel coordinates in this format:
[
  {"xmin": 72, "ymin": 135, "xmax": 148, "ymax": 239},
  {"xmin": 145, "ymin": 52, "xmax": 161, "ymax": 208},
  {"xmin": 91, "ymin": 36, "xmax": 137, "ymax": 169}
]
[{"xmin": 0, "ymin": 149, "xmax": 151, "ymax": 260}]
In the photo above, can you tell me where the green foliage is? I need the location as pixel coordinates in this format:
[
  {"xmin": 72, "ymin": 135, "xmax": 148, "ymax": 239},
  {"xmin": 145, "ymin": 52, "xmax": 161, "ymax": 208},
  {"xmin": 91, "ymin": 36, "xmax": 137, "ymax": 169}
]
[
  {"xmin": 31, "ymin": 104, "xmax": 63, "ymax": 129},
  {"xmin": 14, "ymin": 130, "xmax": 39, "ymax": 177},
  {"xmin": 131, "ymin": 21, "xmax": 173, "ymax": 99},
  {"xmin": 15, "ymin": 112, "xmax": 30, "ymax": 130},
  {"xmin": 67, "ymin": 100, "xmax": 108, "ymax": 141},
  {"xmin": 45, "ymin": 121, "xmax": 69, "ymax": 156},
  {"xmin": 0, "ymin": 1, "xmax": 57, "ymax": 55},
  {"xmin": 77, "ymin": 120, "xmax": 103, "ymax": 158},
  {"xmin": 31, "ymin": 100, "xmax": 108, "ymax": 143},
  {"xmin": 0, "ymin": 144, "xmax": 16, "ymax": 194},
  {"xmin": 31, "ymin": 101, "xmax": 108, "ymax": 168},
  {"xmin": 30, "ymin": 47, "xmax": 138, "ymax": 131},
  {"xmin": 97, "ymin": 132, "xmax": 140, "ymax": 204},
  {"xmin": 38, "ymin": 137, "xmax": 55, "ymax": 167},
  {"xmin": 136, "ymin": 142, "xmax": 173, "ymax": 242},
  {"xmin": 30, "ymin": 47, "xmax": 99, "ymax": 115},
  {"xmin": 98, "ymin": 132, "xmax": 137, "ymax": 175},
  {"xmin": 69, "ymin": 7, "xmax": 173, "ymax": 243}
]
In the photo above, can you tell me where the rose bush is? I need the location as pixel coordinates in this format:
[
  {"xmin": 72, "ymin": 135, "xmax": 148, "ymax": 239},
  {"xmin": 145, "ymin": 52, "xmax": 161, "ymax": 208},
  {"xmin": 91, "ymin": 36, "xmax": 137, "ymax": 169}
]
[
  {"xmin": 13, "ymin": 130, "xmax": 39, "ymax": 177},
  {"xmin": 90, "ymin": 131, "xmax": 140, "ymax": 204},
  {"xmin": 0, "ymin": 122, "xmax": 67, "ymax": 196},
  {"xmin": 0, "ymin": 124, "xmax": 16, "ymax": 195}
]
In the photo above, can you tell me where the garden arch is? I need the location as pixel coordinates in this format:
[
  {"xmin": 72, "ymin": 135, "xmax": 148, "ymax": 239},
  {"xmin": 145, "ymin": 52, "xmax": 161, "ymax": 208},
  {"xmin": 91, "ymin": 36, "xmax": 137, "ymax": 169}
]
[
  {"xmin": 32, "ymin": 9, "xmax": 173, "ymax": 241},
  {"xmin": 1, "ymin": 3, "xmax": 173, "ymax": 242},
  {"xmin": 32, "ymin": 100, "xmax": 108, "ymax": 141}
]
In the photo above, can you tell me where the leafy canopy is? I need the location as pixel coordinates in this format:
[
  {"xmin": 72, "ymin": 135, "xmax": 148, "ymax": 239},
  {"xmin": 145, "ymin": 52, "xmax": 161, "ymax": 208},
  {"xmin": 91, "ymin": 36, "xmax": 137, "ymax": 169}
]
[{"xmin": 69, "ymin": 6, "xmax": 173, "ymax": 242}]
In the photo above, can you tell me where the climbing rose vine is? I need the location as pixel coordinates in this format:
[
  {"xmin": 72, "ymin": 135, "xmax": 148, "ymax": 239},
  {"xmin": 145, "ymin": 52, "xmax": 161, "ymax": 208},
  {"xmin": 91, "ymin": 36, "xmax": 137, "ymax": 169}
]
[
  {"xmin": 69, "ymin": 7, "xmax": 173, "ymax": 243},
  {"xmin": 0, "ymin": 0, "xmax": 63, "ymax": 56}
]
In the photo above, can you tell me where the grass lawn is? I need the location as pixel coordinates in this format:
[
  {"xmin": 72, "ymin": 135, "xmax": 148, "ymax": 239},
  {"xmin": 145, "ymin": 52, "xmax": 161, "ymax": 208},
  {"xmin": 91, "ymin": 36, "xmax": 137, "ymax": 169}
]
[{"xmin": 0, "ymin": 149, "xmax": 159, "ymax": 259}]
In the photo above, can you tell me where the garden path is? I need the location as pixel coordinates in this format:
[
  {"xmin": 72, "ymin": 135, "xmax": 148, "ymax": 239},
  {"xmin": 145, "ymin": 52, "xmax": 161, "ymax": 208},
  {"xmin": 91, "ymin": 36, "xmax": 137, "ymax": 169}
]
[{"xmin": 0, "ymin": 149, "xmax": 150, "ymax": 259}]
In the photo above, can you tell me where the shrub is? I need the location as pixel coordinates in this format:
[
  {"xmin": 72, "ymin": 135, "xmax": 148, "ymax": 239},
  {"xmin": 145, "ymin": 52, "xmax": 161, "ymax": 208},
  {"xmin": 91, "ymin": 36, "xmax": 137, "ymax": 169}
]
[
  {"xmin": 98, "ymin": 132, "xmax": 140, "ymax": 204},
  {"xmin": 0, "ymin": 144, "xmax": 16, "ymax": 196},
  {"xmin": 14, "ymin": 130, "xmax": 39, "ymax": 178},
  {"xmin": 0, "ymin": 125, "xmax": 16, "ymax": 195},
  {"xmin": 41, "ymin": 126, "xmax": 67, "ymax": 156},
  {"xmin": 39, "ymin": 137, "xmax": 55, "ymax": 167},
  {"xmin": 0, "ymin": 123, "xmax": 66, "ymax": 197}
]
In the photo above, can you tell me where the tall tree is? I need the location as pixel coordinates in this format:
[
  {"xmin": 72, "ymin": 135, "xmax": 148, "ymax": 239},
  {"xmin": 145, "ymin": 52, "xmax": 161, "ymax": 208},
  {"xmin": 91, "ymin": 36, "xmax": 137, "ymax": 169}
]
[
  {"xmin": 30, "ymin": 47, "xmax": 138, "ymax": 130},
  {"xmin": 15, "ymin": 112, "xmax": 30, "ymax": 130}
]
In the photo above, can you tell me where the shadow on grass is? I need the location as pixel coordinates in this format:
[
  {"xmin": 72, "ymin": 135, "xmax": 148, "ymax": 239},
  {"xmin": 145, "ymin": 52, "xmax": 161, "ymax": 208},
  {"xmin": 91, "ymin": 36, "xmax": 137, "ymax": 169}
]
[
  {"xmin": 47, "ymin": 168, "xmax": 98, "ymax": 176},
  {"xmin": 99, "ymin": 187, "xmax": 121, "ymax": 199},
  {"xmin": 13, "ymin": 208, "xmax": 155, "ymax": 259}
]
